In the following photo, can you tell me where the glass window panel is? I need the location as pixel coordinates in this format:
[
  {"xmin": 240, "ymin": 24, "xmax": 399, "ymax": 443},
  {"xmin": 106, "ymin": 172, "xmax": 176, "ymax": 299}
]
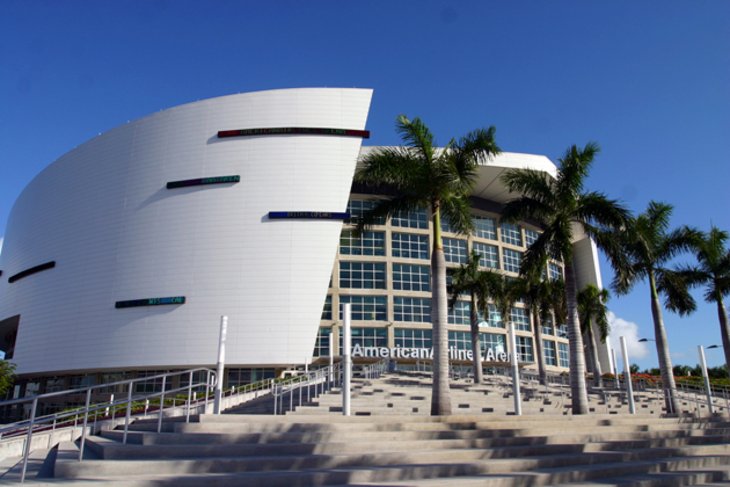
[
  {"xmin": 394, "ymin": 328, "xmax": 432, "ymax": 349},
  {"xmin": 558, "ymin": 342, "xmax": 569, "ymax": 368},
  {"xmin": 510, "ymin": 307, "xmax": 531, "ymax": 332},
  {"xmin": 543, "ymin": 340, "xmax": 557, "ymax": 366},
  {"xmin": 391, "ymin": 207, "xmax": 428, "ymax": 229},
  {"xmin": 448, "ymin": 300, "xmax": 471, "ymax": 325},
  {"xmin": 502, "ymin": 248, "xmax": 523, "ymax": 273},
  {"xmin": 392, "ymin": 232, "xmax": 429, "ymax": 260},
  {"xmin": 392, "ymin": 263, "xmax": 430, "ymax": 292},
  {"xmin": 500, "ymin": 222, "xmax": 523, "ymax": 246},
  {"xmin": 313, "ymin": 327, "xmax": 332, "ymax": 357},
  {"xmin": 339, "ymin": 295, "xmax": 387, "ymax": 321},
  {"xmin": 394, "ymin": 296, "xmax": 431, "ymax": 323},
  {"xmin": 525, "ymin": 228, "xmax": 540, "ymax": 247},
  {"xmin": 321, "ymin": 295, "xmax": 332, "ymax": 320},
  {"xmin": 339, "ymin": 230, "xmax": 385, "ymax": 256},
  {"xmin": 473, "ymin": 242, "xmax": 499, "ymax": 269},
  {"xmin": 473, "ymin": 216, "xmax": 497, "ymax": 240},
  {"xmin": 443, "ymin": 238, "xmax": 467, "ymax": 264},
  {"xmin": 339, "ymin": 262, "xmax": 386, "ymax": 289},
  {"xmin": 516, "ymin": 336, "xmax": 534, "ymax": 362},
  {"xmin": 346, "ymin": 199, "xmax": 386, "ymax": 225}
]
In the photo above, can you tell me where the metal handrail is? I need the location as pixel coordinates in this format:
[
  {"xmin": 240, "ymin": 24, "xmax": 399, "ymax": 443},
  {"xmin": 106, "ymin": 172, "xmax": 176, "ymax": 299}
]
[
  {"xmin": 0, "ymin": 367, "xmax": 217, "ymax": 482},
  {"xmin": 272, "ymin": 364, "xmax": 340, "ymax": 415}
]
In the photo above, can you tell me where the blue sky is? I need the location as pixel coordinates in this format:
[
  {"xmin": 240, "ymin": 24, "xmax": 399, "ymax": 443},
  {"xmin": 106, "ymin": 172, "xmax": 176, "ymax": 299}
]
[{"xmin": 1, "ymin": 1, "xmax": 729, "ymax": 369}]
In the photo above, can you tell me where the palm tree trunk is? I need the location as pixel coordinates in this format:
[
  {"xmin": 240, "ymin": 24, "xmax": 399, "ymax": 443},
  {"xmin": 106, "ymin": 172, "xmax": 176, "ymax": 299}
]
[
  {"xmin": 532, "ymin": 307, "xmax": 547, "ymax": 386},
  {"xmin": 469, "ymin": 292, "xmax": 483, "ymax": 384},
  {"xmin": 585, "ymin": 324, "xmax": 603, "ymax": 388},
  {"xmin": 565, "ymin": 260, "xmax": 589, "ymax": 414},
  {"xmin": 716, "ymin": 296, "xmax": 730, "ymax": 375},
  {"xmin": 430, "ymin": 202, "xmax": 452, "ymax": 415},
  {"xmin": 649, "ymin": 272, "xmax": 679, "ymax": 415}
]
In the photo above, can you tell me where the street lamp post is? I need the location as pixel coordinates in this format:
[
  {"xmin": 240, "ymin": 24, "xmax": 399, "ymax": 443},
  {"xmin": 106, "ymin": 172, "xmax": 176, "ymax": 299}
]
[
  {"xmin": 699, "ymin": 345, "xmax": 719, "ymax": 415},
  {"xmin": 620, "ymin": 336, "xmax": 636, "ymax": 414}
]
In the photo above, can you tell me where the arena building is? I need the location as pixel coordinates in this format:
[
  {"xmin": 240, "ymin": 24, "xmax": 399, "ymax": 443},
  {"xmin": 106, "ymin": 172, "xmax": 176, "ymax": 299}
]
[{"xmin": 0, "ymin": 88, "xmax": 609, "ymax": 394}]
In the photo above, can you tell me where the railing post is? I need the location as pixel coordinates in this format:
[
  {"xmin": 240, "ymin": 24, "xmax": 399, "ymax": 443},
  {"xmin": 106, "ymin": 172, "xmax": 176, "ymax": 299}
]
[
  {"xmin": 273, "ymin": 384, "xmax": 278, "ymax": 416},
  {"xmin": 79, "ymin": 388, "xmax": 92, "ymax": 461},
  {"xmin": 123, "ymin": 380, "xmax": 133, "ymax": 444},
  {"xmin": 157, "ymin": 375, "xmax": 167, "ymax": 434},
  {"xmin": 214, "ymin": 316, "xmax": 228, "ymax": 415},
  {"xmin": 186, "ymin": 370, "xmax": 194, "ymax": 423},
  {"xmin": 20, "ymin": 397, "xmax": 38, "ymax": 483},
  {"xmin": 204, "ymin": 370, "xmax": 211, "ymax": 414}
]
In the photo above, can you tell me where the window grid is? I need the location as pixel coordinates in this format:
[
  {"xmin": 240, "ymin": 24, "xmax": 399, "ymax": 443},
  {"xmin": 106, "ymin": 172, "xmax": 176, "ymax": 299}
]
[
  {"xmin": 394, "ymin": 328, "xmax": 432, "ymax": 349},
  {"xmin": 440, "ymin": 216, "xmax": 455, "ymax": 234},
  {"xmin": 487, "ymin": 304, "xmax": 504, "ymax": 328},
  {"xmin": 473, "ymin": 216, "xmax": 497, "ymax": 240},
  {"xmin": 392, "ymin": 232, "xmax": 429, "ymax": 260},
  {"xmin": 525, "ymin": 228, "xmax": 540, "ymax": 247},
  {"xmin": 500, "ymin": 222, "xmax": 523, "ymax": 246},
  {"xmin": 392, "ymin": 263, "xmax": 431, "ymax": 292},
  {"xmin": 341, "ymin": 327, "xmax": 388, "ymax": 349},
  {"xmin": 548, "ymin": 262, "xmax": 563, "ymax": 281},
  {"xmin": 543, "ymin": 340, "xmax": 557, "ymax": 366},
  {"xmin": 346, "ymin": 200, "xmax": 385, "ymax": 225},
  {"xmin": 448, "ymin": 331, "xmax": 472, "ymax": 350},
  {"xmin": 541, "ymin": 314, "xmax": 554, "ymax": 336},
  {"xmin": 313, "ymin": 327, "xmax": 331, "ymax": 357},
  {"xmin": 448, "ymin": 300, "xmax": 471, "ymax": 325},
  {"xmin": 482, "ymin": 333, "xmax": 507, "ymax": 355},
  {"xmin": 558, "ymin": 342, "xmax": 569, "ymax": 368},
  {"xmin": 473, "ymin": 242, "xmax": 499, "ymax": 269},
  {"xmin": 340, "ymin": 230, "xmax": 385, "ymax": 256},
  {"xmin": 339, "ymin": 262, "xmax": 386, "ymax": 289},
  {"xmin": 502, "ymin": 248, "xmax": 523, "ymax": 273},
  {"xmin": 391, "ymin": 207, "xmax": 428, "ymax": 229},
  {"xmin": 443, "ymin": 238, "xmax": 467, "ymax": 264},
  {"xmin": 339, "ymin": 295, "xmax": 387, "ymax": 321},
  {"xmin": 510, "ymin": 307, "xmax": 531, "ymax": 332},
  {"xmin": 321, "ymin": 295, "xmax": 332, "ymax": 320},
  {"xmin": 557, "ymin": 323, "xmax": 568, "ymax": 338},
  {"xmin": 516, "ymin": 336, "xmax": 534, "ymax": 362},
  {"xmin": 394, "ymin": 296, "xmax": 431, "ymax": 323}
]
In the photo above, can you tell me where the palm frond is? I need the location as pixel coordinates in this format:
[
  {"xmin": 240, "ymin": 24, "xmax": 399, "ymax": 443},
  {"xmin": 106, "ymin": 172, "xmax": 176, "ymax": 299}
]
[
  {"xmin": 555, "ymin": 142, "xmax": 600, "ymax": 199},
  {"xmin": 501, "ymin": 169, "xmax": 555, "ymax": 206},
  {"xmin": 657, "ymin": 269, "xmax": 697, "ymax": 316},
  {"xmin": 576, "ymin": 191, "xmax": 631, "ymax": 230},
  {"xmin": 396, "ymin": 115, "xmax": 434, "ymax": 159}
]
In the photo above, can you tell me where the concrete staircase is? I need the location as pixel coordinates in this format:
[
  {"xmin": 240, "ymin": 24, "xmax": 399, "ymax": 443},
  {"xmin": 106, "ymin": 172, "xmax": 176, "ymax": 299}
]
[
  {"xmin": 287, "ymin": 371, "xmax": 669, "ymax": 417},
  {"xmin": 48, "ymin": 413, "xmax": 730, "ymax": 486},
  {"xmin": 32, "ymin": 372, "xmax": 730, "ymax": 486}
]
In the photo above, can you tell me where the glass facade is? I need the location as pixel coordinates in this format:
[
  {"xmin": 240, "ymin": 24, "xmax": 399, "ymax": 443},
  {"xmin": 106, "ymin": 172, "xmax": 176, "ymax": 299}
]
[
  {"xmin": 320, "ymin": 197, "xmax": 572, "ymax": 372},
  {"xmin": 394, "ymin": 296, "xmax": 431, "ymax": 322},
  {"xmin": 339, "ymin": 262, "xmax": 386, "ymax": 289},
  {"xmin": 392, "ymin": 264, "xmax": 430, "ymax": 292},
  {"xmin": 392, "ymin": 232, "xmax": 429, "ymax": 260},
  {"xmin": 543, "ymin": 340, "xmax": 557, "ymax": 366},
  {"xmin": 340, "ymin": 230, "xmax": 386, "ymax": 256}
]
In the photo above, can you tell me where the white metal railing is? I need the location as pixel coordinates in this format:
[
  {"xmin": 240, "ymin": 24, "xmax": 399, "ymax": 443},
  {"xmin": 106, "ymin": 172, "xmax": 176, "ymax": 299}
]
[
  {"xmin": 0, "ymin": 367, "xmax": 217, "ymax": 482},
  {"xmin": 272, "ymin": 364, "xmax": 341, "ymax": 415}
]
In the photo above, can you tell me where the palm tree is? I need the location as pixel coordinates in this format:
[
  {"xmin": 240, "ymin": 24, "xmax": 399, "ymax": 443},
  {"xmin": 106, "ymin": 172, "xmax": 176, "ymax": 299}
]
[
  {"xmin": 501, "ymin": 142, "xmax": 630, "ymax": 414},
  {"xmin": 512, "ymin": 267, "xmax": 551, "ymax": 385},
  {"xmin": 355, "ymin": 115, "xmax": 500, "ymax": 415},
  {"xmin": 577, "ymin": 285, "xmax": 610, "ymax": 388},
  {"xmin": 680, "ymin": 226, "xmax": 730, "ymax": 372},
  {"xmin": 448, "ymin": 250, "xmax": 499, "ymax": 384},
  {"xmin": 609, "ymin": 201, "xmax": 700, "ymax": 414}
]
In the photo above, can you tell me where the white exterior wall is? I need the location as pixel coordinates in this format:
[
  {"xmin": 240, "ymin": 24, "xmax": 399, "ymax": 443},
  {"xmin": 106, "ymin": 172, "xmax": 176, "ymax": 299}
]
[{"xmin": 0, "ymin": 88, "xmax": 373, "ymax": 375}]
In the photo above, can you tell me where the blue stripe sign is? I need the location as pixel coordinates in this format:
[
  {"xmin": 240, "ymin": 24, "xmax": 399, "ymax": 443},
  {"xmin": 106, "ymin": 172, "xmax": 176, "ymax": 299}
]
[{"xmin": 268, "ymin": 211, "xmax": 350, "ymax": 220}]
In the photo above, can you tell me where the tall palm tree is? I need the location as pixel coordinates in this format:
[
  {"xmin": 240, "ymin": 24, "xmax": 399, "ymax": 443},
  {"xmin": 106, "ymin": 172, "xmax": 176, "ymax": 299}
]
[
  {"xmin": 449, "ymin": 250, "xmax": 499, "ymax": 384},
  {"xmin": 577, "ymin": 285, "xmax": 610, "ymax": 388},
  {"xmin": 680, "ymin": 226, "xmax": 730, "ymax": 372},
  {"xmin": 355, "ymin": 115, "xmax": 500, "ymax": 415},
  {"xmin": 609, "ymin": 201, "xmax": 700, "ymax": 414},
  {"xmin": 512, "ymin": 267, "xmax": 550, "ymax": 385},
  {"xmin": 501, "ymin": 142, "xmax": 630, "ymax": 414}
]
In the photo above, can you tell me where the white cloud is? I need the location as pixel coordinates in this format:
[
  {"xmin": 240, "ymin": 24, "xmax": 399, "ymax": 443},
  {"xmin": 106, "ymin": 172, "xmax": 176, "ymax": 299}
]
[{"xmin": 607, "ymin": 310, "xmax": 650, "ymax": 363}]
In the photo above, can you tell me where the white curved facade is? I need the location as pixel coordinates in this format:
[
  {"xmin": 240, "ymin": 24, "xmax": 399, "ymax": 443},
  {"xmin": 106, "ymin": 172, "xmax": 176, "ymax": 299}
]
[{"xmin": 0, "ymin": 88, "xmax": 373, "ymax": 376}]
